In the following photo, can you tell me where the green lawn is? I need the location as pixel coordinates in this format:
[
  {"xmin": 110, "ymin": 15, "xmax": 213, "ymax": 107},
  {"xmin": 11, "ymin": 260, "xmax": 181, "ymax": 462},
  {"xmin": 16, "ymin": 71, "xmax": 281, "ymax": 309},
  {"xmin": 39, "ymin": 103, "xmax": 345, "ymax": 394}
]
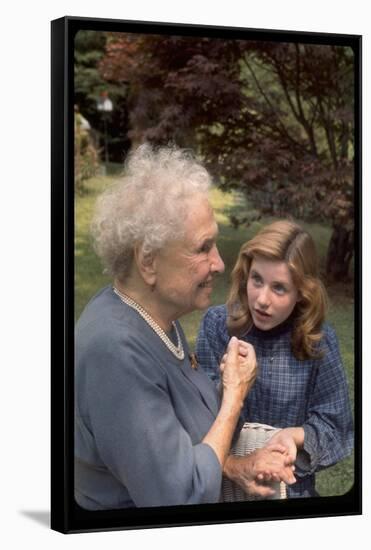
[{"xmin": 75, "ymin": 175, "xmax": 355, "ymax": 497}]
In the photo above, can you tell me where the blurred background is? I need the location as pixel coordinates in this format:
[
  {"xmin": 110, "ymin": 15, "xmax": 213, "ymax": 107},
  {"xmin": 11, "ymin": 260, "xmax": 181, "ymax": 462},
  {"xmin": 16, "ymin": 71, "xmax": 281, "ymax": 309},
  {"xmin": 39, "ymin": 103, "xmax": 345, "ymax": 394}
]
[{"xmin": 74, "ymin": 30, "xmax": 355, "ymax": 497}]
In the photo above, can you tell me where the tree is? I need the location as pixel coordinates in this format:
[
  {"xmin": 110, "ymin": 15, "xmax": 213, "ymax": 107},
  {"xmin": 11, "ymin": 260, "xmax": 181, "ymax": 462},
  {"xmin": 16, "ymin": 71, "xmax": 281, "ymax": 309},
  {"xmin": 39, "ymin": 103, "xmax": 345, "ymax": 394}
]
[
  {"xmin": 74, "ymin": 30, "xmax": 131, "ymax": 164},
  {"xmin": 236, "ymin": 42, "xmax": 355, "ymax": 281},
  {"xmin": 100, "ymin": 34, "xmax": 355, "ymax": 281}
]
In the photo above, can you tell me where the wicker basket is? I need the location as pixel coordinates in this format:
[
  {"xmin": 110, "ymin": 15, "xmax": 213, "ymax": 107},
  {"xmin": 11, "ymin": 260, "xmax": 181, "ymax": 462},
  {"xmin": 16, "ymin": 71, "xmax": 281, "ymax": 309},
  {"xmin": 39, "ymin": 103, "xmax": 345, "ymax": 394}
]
[{"xmin": 221, "ymin": 422, "xmax": 287, "ymax": 502}]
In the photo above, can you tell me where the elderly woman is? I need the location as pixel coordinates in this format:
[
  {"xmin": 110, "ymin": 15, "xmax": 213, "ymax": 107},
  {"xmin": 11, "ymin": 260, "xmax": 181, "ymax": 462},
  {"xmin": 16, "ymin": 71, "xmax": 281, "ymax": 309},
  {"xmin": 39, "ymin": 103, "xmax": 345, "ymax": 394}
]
[{"xmin": 75, "ymin": 144, "xmax": 295, "ymax": 510}]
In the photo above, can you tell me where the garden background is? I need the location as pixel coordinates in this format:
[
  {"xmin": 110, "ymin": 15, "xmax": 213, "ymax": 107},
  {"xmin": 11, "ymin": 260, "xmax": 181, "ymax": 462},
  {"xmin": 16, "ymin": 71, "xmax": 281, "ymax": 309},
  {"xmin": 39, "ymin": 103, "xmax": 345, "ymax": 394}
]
[{"xmin": 74, "ymin": 29, "xmax": 355, "ymax": 497}]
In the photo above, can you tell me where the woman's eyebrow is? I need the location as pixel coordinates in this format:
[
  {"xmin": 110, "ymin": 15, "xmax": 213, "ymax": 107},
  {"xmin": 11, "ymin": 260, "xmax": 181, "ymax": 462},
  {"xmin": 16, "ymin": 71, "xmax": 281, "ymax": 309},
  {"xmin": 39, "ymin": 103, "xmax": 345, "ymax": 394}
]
[
  {"xmin": 204, "ymin": 237, "xmax": 216, "ymax": 245},
  {"xmin": 196, "ymin": 233, "xmax": 218, "ymax": 248}
]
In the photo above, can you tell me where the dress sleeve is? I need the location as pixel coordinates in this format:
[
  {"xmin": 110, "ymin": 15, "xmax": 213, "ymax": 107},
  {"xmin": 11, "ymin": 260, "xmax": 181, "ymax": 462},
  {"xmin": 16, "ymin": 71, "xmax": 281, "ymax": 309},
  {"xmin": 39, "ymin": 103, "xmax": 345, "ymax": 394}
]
[
  {"xmin": 295, "ymin": 324, "xmax": 354, "ymax": 477},
  {"xmin": 195, "ymin": 307, "xmax": 228, "ymax": 385},
  {"xmin": 86, "ymin": 331, "xmax": 222, "ymax": 507}
]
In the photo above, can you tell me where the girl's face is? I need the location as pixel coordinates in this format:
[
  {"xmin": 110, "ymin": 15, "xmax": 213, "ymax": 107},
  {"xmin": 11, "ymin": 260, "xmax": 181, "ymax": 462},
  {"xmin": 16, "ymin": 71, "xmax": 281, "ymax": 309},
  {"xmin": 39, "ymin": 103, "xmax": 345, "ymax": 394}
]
[{"xmin": 247, "ymin": 256, "xmax": 299, "ymax": 331}]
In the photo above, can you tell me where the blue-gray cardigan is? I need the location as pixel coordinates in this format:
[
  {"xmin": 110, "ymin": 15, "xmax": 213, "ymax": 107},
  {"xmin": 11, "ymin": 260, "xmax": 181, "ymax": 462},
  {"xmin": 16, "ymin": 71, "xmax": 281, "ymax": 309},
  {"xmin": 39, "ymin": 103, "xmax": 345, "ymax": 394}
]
[{"xmin": 75, "ymin": 287, "xmax": 222, "ymax": 510}]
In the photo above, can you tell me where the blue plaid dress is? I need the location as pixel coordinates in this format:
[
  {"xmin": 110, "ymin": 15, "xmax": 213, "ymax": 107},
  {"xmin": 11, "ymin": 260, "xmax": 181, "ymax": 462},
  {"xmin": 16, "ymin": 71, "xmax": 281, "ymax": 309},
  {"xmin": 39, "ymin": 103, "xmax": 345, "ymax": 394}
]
[{"xmin": 196, "ymin": 305, "xmax": 354, "ymax": 498}]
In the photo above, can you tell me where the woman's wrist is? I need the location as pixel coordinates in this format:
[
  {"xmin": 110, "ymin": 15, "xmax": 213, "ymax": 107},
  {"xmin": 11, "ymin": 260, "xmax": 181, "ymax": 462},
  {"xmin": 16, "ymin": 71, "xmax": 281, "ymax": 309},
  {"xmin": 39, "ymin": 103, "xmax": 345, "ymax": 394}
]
[
  {"xmin": 220, "ymin": 390, "xmax": 244, "ymax": 417},
  {"xmin": 223, "ymin": 455, "xmax": 242, "ymax": 481}
]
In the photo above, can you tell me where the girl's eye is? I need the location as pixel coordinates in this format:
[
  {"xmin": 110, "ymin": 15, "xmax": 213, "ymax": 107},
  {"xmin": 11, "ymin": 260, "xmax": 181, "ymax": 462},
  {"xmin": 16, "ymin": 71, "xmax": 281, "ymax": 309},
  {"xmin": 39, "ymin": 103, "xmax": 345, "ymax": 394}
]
[
  {"xmin": 251, "ymin": 273, "xmax": 263, "ymax": 286},
  {"xmin": 273, "ymin": 284, "xmax": 287, "ymax": 295}
]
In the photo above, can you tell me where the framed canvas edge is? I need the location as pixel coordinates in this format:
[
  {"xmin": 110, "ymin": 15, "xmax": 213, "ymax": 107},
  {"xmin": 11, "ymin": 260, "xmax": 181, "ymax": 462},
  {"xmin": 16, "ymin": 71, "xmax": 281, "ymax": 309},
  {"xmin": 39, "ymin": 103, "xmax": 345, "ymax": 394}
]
[
  {"xmin": 51, "ymin": 16, "xmax": 68, "ymax": 534},
  {"xmin": 51, "ymin": 15, "xmax": 362, "ymax": 534}
]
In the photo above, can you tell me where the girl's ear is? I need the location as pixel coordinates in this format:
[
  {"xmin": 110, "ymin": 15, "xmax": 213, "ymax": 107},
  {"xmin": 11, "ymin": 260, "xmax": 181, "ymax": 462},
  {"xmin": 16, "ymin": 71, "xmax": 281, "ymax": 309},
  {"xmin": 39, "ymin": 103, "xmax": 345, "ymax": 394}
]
[{"xmin": 134, "ymin": 245, "xmax": 157, "ymax": 286}]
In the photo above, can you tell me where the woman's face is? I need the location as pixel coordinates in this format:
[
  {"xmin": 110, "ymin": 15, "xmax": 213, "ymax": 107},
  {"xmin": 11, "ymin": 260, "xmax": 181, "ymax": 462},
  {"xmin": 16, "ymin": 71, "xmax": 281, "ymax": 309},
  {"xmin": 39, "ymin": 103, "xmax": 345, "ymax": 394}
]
[
  {"xmin": 153, "ymin": 196, "xmax": 225, "ymax": 319},
  {"xmin": 247, "ymin": 256, "xmax": 299, "ymax": 331}
]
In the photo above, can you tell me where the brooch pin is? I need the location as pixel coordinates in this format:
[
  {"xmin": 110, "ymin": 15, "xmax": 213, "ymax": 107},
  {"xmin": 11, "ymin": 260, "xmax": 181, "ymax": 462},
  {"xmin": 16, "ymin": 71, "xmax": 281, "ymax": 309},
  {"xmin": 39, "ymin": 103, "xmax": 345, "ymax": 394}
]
[{"xmin": 189, "ymin": 353, "xmax": 198, "ymax": 370}]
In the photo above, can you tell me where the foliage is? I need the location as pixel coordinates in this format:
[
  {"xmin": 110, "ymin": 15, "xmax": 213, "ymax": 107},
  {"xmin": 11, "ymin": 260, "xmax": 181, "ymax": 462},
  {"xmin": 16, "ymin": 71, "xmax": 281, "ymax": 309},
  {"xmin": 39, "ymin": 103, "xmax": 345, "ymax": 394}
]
[
  {"xmin": 74, "ymin": 31, "xmax": 108, "ymax": 108},
  {"xmin": 100, "ymin": 34, "xmax": 244, "ymax": 148},
  {"xmin": 74, "ymin": 30, "xmax": 131, "ymax": 163},
  {"xmin": 74, "ymin": 111, "xmax": 100, "ymax": 193},
  {"xmin": 99, "ymin": 35, "xmax": 355, "ymax": 280}
]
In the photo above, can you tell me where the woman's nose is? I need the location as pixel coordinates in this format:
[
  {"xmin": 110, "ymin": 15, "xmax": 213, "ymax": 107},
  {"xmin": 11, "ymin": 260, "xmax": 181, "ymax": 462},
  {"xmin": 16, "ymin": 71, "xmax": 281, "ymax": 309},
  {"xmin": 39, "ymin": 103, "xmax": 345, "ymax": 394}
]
[{"xmin": 210, "ymin": 245, "xmax": 225, "ymax": 274}]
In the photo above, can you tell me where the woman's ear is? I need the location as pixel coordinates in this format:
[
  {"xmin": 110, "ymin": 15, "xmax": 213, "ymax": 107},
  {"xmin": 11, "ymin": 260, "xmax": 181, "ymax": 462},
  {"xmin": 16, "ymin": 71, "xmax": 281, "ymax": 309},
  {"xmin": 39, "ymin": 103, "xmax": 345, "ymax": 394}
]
[{"xmin": 134, "ymin": 245, "xmax": 157, "ymax": 287}]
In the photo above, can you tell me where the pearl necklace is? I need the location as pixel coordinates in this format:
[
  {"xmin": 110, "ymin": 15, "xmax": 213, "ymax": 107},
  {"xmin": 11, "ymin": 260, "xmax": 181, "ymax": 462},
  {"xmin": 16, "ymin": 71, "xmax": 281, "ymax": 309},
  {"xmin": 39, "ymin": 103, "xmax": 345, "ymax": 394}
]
[{"xmin": 113, "ymin": 287, "xmax": 185, "ymax": 360}]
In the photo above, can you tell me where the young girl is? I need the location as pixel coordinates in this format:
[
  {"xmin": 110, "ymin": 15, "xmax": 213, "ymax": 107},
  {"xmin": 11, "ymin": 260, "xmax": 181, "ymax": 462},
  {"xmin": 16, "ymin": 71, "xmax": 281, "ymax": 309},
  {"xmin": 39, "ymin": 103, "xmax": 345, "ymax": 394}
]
[{"xmin": 196, "ymin": 220, "xmax": 353, "ymax": 498}]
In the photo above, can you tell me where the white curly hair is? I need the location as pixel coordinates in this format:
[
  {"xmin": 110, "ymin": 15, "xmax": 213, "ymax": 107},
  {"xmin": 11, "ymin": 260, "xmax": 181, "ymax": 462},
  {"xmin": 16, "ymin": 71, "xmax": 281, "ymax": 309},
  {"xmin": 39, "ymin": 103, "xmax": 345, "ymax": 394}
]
[{"xmin": 91, "ymin": 143, "xmax": 212, "ymax": 280}]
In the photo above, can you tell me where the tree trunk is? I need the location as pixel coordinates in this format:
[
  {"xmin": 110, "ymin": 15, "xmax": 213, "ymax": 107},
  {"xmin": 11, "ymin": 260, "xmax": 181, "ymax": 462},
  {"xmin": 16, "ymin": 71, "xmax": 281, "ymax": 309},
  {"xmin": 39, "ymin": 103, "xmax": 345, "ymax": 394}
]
[{"xmin": 326, "ymin": 224, "xmax": 354, "ymax": 281}]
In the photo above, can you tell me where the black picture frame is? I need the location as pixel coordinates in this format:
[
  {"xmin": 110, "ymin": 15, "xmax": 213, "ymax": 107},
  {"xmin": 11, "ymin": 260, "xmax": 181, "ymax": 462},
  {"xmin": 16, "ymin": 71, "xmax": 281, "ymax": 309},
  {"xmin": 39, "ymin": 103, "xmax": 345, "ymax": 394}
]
[{"xmin": 51, "ymin": 15, "xmax": 362, "ymax": 534}]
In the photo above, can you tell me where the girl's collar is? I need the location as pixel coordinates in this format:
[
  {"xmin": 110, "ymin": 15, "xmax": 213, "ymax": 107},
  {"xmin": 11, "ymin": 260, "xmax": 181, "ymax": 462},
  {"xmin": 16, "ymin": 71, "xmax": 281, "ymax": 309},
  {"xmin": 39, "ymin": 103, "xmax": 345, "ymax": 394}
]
[{"xmin": 248, "ymin": 313, "xmax": 294, "ymax": 339}]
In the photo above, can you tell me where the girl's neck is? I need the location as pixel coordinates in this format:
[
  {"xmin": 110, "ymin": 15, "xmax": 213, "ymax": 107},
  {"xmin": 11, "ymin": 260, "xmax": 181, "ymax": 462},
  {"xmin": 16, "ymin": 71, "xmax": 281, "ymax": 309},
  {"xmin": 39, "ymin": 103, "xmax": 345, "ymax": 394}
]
[{"xmin": 250, "ymin": 313, "xmax": 294, "ymax": 338}]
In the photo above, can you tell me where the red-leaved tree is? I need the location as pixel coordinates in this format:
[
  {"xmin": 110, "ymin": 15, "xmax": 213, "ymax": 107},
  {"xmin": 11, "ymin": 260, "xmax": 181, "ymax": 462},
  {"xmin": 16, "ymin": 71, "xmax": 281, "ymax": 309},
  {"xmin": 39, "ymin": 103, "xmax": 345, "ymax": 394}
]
[{"xmin": 100, "ymin": 34, "xmax": 355, "ymax": 281}]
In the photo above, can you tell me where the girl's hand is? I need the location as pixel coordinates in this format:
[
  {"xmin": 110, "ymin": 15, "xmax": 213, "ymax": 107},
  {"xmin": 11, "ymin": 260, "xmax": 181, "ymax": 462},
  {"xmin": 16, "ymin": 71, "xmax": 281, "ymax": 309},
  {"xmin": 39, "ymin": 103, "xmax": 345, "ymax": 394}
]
[{"xmin": 266, "ymin": 427, "xmax": 305, "ymax": 463}]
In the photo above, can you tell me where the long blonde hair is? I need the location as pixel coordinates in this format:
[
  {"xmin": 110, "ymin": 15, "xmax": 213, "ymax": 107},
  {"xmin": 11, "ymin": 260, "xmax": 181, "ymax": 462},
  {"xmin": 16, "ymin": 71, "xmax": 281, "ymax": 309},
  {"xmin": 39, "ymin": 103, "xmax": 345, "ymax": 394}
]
[{"xmin": 227, "ymin": 220, "xmax": 328, "ymax": 360}]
